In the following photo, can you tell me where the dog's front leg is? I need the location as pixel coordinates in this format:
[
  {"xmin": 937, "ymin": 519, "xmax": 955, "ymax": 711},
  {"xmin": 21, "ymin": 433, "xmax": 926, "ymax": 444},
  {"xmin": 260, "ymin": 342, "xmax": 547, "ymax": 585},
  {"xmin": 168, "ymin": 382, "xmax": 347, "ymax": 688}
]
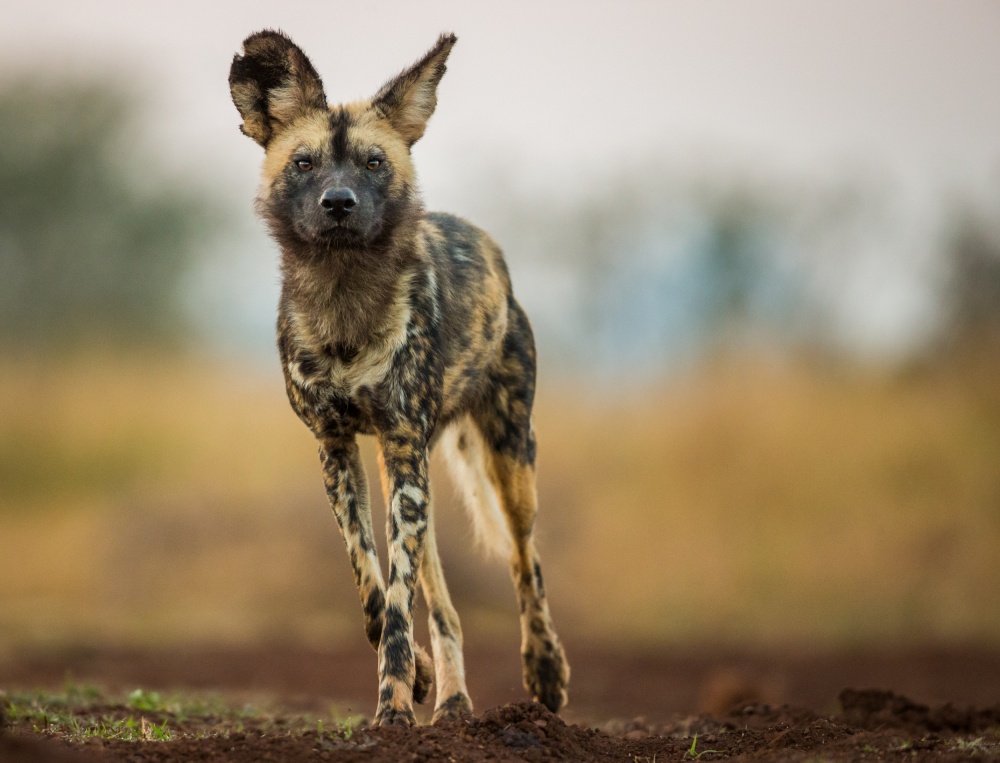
[
  {"xmin": 373, "ymin": 430, "xmax": 430, "ymax": 727},
  {"xmin": 318, "ymin": 438, "xmax": 388, "ymax": 650}
]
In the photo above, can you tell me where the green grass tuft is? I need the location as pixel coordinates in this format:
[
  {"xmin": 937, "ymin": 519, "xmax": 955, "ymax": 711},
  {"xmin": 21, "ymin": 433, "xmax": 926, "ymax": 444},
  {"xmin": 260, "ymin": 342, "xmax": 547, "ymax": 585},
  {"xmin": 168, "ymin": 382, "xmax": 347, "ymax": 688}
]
[{"xmin": 4, "ymin": 685, "xmax": 368, "ymax": 747}]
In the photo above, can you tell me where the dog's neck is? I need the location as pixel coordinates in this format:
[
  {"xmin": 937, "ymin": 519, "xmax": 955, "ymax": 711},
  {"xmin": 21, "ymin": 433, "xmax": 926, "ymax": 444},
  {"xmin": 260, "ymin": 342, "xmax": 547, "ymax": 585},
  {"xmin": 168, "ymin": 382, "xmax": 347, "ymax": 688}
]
[{"xmin": 279, "ymin": 234, "xmax": 418, "ymax": 352}]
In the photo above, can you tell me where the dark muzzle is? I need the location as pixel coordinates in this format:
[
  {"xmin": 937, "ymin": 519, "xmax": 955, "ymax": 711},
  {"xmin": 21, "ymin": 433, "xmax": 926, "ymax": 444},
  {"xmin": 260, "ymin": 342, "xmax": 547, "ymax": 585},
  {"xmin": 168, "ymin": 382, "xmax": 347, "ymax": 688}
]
[{"xmin": 319, "ymin": 187, "xmax": 358, "ymax": 221}]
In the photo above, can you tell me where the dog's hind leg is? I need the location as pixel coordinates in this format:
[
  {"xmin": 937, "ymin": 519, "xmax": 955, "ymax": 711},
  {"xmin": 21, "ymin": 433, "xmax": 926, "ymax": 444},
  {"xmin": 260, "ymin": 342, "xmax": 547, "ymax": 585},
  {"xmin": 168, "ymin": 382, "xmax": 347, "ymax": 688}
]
[
  {"xmin": 417, "ymin": 484, "xmax": 473, "ymax": 721},
  {"xmin": 486, "ymin": 438, "xmax": 569, "ymax": 712},
  {"xmin": 474, "ymin": 301, "xmax": 569, "ymax": 712}
]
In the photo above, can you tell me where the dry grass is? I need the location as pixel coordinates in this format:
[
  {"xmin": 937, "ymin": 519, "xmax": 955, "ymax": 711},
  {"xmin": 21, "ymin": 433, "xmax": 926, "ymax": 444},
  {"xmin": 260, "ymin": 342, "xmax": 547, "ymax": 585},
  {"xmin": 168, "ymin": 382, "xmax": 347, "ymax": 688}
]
[
  {"xmin": 2, "ymin": 350, "xmax": 998, "ymax": 656},
  {"xmin": 534, "ymin": 355, "xmax": 1000, "ymax": 645}
]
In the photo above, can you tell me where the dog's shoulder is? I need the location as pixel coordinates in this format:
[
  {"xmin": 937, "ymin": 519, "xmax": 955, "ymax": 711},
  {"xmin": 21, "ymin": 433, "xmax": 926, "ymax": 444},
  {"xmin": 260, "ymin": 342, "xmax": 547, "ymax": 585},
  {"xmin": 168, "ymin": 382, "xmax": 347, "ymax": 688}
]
[{"xmin": 421, "ymin": 212, "xmax": 510, "ymax": 300}]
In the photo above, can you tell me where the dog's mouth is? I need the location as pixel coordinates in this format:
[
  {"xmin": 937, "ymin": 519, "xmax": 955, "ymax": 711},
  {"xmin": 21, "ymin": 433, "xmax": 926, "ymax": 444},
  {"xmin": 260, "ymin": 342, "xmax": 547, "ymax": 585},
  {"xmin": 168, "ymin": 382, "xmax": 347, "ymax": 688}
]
[{"xmin": 314, "ymin": 222, "xmax": 366, "ymax": 244}]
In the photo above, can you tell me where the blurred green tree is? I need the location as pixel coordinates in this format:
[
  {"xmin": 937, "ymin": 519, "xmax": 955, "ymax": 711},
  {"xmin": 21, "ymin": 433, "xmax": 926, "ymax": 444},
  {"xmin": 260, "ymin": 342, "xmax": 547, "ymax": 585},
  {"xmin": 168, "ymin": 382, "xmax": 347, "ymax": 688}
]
[{"xmin": 0, "ymin": 77, "xmax": 215, "ymax": 351}]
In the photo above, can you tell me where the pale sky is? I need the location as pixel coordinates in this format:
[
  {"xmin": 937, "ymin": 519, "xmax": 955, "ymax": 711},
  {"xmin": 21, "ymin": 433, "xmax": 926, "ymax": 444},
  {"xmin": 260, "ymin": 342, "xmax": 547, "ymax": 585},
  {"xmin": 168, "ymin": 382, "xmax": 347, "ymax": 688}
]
[
  {"xmin": 2, "ymin": 1, "xmax": 998, "ymax": 361},
  {"xmin": 3, "ymin": 1, "xmax": 998, "ymax": 200}
]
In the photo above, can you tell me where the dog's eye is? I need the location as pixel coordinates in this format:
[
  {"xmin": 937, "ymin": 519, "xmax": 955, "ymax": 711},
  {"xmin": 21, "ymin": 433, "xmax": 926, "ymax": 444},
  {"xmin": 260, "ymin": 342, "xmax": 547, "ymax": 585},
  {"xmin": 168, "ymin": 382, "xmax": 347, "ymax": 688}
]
[
  {"xmin": 295, "ymin": 159, "xmax": 313, "ymax": 172},
  {"xmin": 366, "ymin": 158, "xmax": 382, "ymax": 171}
]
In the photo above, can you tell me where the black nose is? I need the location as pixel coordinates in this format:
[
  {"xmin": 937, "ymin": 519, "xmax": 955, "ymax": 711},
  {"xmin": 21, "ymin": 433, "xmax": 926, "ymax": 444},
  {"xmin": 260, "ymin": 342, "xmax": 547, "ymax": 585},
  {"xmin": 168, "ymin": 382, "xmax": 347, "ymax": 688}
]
[{"xmin": 319, "ymin": 187, "xmax": 358, "ymax": 219}]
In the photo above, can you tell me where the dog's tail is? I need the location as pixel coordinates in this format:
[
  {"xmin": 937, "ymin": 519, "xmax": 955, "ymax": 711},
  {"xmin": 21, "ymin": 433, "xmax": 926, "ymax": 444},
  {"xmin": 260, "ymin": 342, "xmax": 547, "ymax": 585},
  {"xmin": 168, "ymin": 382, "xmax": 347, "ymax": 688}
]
[{"xmin": 439, "ymin": 417, "xmax": 512, "ymax": 558}]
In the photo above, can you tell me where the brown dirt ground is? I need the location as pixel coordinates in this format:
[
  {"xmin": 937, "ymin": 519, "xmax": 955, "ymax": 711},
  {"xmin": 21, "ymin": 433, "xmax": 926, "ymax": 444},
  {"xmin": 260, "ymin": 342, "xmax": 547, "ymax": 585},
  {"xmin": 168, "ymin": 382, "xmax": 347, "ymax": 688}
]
[{"xmin": 2, "ymin": 643, "xmax": 999, "ymax": 761}]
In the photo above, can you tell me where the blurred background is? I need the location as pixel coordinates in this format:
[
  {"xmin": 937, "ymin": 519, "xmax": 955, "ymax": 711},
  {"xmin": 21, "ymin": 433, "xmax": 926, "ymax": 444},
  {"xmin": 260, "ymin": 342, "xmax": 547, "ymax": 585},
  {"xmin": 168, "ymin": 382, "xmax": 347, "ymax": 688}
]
[{"xmin": 2, "ymin": 0, "xmax": 999, "ymax": 665}]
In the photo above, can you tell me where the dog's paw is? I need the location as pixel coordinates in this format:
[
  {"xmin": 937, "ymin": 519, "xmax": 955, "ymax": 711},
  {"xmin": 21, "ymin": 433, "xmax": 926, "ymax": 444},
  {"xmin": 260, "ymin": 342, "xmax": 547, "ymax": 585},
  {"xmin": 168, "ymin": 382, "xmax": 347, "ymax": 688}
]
[
  {"xmin": 372, "ymin": 707, "xmax": 416, "ymax": 728},
  {"xmin": 431, "ymin": 692, "xmax": 473, "ymax": 723},
  {"xmin": 523, "ymin": 640, "xmax": 570, "ymax": 713}
]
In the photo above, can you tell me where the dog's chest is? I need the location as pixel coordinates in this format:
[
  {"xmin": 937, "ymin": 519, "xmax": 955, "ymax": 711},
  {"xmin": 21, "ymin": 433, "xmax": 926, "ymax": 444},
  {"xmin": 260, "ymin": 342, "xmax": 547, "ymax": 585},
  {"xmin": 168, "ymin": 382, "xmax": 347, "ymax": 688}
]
[
  {"xmin": 287, "ymin": 326, "xmax": 403, "ymax": 402},
  {"xmin": 284, "ymin": 271, "xmax": 415, "ymax": 399}
]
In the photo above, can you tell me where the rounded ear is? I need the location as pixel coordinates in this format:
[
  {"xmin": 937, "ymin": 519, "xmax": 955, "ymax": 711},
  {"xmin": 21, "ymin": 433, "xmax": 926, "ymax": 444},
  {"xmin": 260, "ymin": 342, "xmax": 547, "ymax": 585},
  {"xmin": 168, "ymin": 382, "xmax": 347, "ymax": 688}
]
[
  {"xmin": 229, "ymin": 30, "xmax": 327, "ymax": 148},
  {"xmin": 372, "ymin": 33, "xmax": 457, "ymax": 148}
]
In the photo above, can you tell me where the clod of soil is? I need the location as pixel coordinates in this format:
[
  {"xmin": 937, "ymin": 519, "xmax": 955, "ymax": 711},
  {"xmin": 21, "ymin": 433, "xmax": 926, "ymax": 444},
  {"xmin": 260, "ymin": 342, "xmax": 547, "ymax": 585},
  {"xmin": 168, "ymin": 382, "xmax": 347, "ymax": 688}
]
[{"xmin": 839, "ymin": 687, "xmax": 1000, "ymax": 735}]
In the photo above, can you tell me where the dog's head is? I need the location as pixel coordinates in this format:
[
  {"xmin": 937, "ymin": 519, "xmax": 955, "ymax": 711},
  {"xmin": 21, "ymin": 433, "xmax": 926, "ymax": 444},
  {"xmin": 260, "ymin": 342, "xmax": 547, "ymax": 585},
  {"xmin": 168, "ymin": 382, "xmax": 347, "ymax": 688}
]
[{"xmin": 229, "ymin": 30, "xmax": 455, "ymax": 252}]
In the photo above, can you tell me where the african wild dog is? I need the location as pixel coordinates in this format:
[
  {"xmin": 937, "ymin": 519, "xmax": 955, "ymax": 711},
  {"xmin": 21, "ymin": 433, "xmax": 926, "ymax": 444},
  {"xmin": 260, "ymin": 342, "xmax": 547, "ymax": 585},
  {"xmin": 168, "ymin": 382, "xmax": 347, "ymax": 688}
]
[{"xmin": 228, "ymin": 31, "xmax": 569, "ymax": 726}]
